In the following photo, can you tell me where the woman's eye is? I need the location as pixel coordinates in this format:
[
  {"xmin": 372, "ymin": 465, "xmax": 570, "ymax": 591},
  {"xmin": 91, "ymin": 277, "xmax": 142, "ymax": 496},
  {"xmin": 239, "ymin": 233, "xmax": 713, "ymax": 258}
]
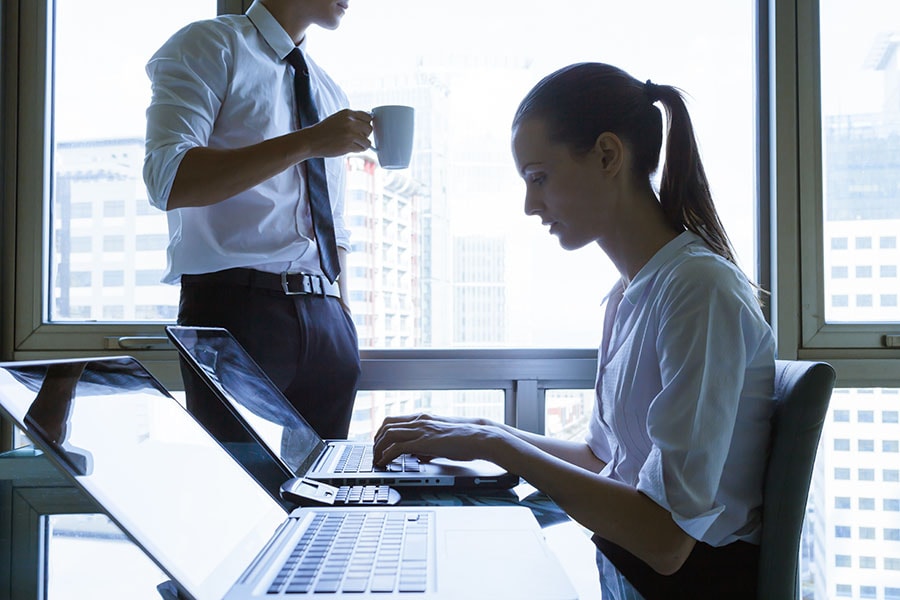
[{"xmin": 529, "ymin": 174, "xmax": 546, "ymax": 186}]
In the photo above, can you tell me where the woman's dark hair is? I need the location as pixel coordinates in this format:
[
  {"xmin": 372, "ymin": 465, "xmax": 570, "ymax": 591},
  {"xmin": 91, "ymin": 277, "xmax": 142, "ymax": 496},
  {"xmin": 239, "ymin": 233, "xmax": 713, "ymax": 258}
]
[{"xmin": 512, "ymin": 62, "xmax": 738, "ymax": 267}]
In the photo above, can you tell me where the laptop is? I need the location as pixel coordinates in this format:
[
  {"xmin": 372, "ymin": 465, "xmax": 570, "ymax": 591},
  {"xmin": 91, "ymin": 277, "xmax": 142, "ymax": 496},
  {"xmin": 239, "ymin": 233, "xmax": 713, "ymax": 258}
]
[
  {"xmin": 0, "ymin": 356, "xmax": 578, "ymax": 599},
  {"xmin": 165, "ymin": 325, "xmax": 520, "ymax": 490}
]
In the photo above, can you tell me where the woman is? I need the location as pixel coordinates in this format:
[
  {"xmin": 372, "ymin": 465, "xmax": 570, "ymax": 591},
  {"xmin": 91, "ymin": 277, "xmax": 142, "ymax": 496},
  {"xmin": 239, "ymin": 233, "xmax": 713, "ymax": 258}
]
[{"xmin": 373, "ymin": 63, "xmax": 775, "ymax": 599}]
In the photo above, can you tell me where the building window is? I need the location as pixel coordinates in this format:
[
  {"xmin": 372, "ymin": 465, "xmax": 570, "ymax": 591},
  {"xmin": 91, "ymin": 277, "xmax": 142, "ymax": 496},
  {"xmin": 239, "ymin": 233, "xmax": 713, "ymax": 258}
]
[
  {"xmin": 882, "ymin": 265, "xmax": 898, "ymax": 277},
  {"xmin": 831, "ymin": 237, "xmax": 849, "ymax": 250},
  {"xmin": 860, "ymin": 527, "xmax": 876, "ymax": 539},
  {"xmin": 886, "ymin": 470, "xmax": 900, "ymax": 483},
  {"xmin": 103, "ymin": 271, "xmax": 124, "ymax": 287},
  {"xmin": 834, "ymin": 409, "xmax": 850, "ymax": 422},
  {"xmin": 881, "ymin": 235, "xmax": 897, "ymax": 249},
  {"xmin": 882, "ymin": 294, "xmax": 898, "ymax": 307},
  {"xmin": 835, "ymin": 497, "xmax": 851, "ymax": 509},
  {"xmin": 885, "ymin": 499, "xmax": 900, "ymax": 512},
  {"xmin": 855, "ymin": 237, "xmax": 873, "ymax": 249},
  {"xmin": 856, "ymin": 294, "xmax": 873, "ymax": 307},
  {"xmin": 835, "ymin": 468, "xmax": 851, "ymax": 480},
  {"xmin": 860, "ymin": 585, "xmax": 877, "ymax": 599},
  {"xmin": 831, "ymin": 265, "xmax": 848, "ymax": 278},
  {"xmin": 831, "ymin": 295, "xmax": 849, "ymax": 308},
  {"xmin": 835, "ymin": 554, "xmax": 851, "ymax": 567},
  {"xmin": 885, "ymin": 440, "xmax": 900, "ymax": 453},
  {"xmin": 858, "ymin": 439, "xmax": 875, "ymax": 452},
  {"xmin": 886, "ymin": 558, "xmax": 900, "ymax": 571},
  {"xmin": 885, "ymin": 410, "xmax": 900, "ymax": 423},
  {"xmin": 856, "ymin": 265, "xmax": 873, "ymax": 278},
  {"xmin": 835, "ymin": 526, "xmax": 852, "ymax": 538},
  {"xmin": 69, "ymin": 271, "xmax": 92, "ymax": 287},
  {"xmin": 860, "ymin": 556, "xmax": 876, "ymax": 569},
  {"xmin": 859, "ymin": 469, "xmax": 875, "ymax": 481},
  {"xmin": 859, "ymin": 497, "xmax": 875, "ymax": 510},
  {"xmin": 834, "ymin": 438, "xmax": 850, "ymax": 451},
  {"xmin": 886, "ymin": 588, "xmax": 900, "ymax": 600},
  {"xmin": 858, "ymin": 410, "xmax": 874, "ymax": 423},
  {"xmin": 886, "ymin": 529, "xmax": 900, "ymax": 541},
  {"xmin": 836, "ymin": 584, "xmax": 852, "ymax": 597}
]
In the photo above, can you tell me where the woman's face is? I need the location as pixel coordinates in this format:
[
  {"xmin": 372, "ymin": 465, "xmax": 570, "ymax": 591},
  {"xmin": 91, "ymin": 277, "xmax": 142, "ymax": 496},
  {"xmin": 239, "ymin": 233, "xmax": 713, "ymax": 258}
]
[{"xmin": 511, "ymin": 118, "xmax": 610, "ymax": 251}]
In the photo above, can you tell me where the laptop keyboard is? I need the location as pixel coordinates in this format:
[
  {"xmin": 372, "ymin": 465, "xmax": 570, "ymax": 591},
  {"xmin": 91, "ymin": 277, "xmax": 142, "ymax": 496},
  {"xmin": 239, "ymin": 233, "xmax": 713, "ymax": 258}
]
[
  {"xmin": 334, "ymin": 445, "xmax": 420, "ymax": 473},
  {"xmin": 267, "ymin": 511, "xmax": 431, "ymax": 594}
]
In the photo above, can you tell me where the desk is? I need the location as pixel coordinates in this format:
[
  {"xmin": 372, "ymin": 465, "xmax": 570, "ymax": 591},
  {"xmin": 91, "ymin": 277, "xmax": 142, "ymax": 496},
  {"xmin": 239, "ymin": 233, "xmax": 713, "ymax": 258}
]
[{"xmin": 0, "ymin": 449, "xmax": 603, "ymax": 599}]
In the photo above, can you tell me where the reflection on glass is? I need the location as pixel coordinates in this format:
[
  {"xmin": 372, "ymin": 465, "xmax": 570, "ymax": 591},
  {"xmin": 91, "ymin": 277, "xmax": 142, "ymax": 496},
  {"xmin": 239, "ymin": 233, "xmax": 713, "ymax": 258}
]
[
  {"xmin": 821, "ymin": 1, "xmax": 900, "ymax": 323},
  {"xmin": 49, "ymin": 1, "xmax": 755, "ymax": 348},
  {"xmin": 799, "ymin": 387, "xmax": 900, "ymax": 600},
  {"xmin": 46, "ymin": 514, "xmax": 167, "ymax": 600}
]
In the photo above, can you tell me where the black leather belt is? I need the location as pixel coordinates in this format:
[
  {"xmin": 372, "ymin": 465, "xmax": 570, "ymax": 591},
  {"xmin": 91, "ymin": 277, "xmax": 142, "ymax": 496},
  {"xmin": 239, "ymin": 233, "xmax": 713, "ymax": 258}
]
[{"xmin": 181, "ymin": 268, "xmax": 340, "ymax": 298}]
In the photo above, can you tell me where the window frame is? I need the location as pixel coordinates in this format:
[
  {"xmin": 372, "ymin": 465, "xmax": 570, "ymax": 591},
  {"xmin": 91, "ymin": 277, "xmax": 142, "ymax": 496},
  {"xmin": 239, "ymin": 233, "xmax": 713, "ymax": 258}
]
[{"xmin": 787, "ymin": 0, "xmax": 900, "ymax": 363}]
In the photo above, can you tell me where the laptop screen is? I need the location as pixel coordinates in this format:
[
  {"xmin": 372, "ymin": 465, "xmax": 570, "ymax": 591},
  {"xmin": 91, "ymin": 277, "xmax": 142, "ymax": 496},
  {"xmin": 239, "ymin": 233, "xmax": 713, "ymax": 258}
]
[
  {"xmin": 166, "ymin": 326, "xmax": 325, "ymax": 476},
  {"xmin": 0, "ymin": 357, "xmax": 287, "ymax": 600}
]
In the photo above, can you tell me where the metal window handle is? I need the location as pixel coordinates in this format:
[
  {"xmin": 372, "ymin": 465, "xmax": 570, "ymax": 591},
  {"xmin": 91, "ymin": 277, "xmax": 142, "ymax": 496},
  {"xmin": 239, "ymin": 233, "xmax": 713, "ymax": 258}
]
[{"xmin": 105, "ymin": 336, "xmax": 171, "ymax": 350}]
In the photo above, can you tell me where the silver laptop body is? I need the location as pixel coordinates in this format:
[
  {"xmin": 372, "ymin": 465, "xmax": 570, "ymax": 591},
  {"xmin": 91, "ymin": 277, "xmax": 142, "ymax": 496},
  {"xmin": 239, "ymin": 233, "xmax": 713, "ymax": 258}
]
[{"xmin": 0, "ymin": 357, "xmax": 577, "ymax": 600}]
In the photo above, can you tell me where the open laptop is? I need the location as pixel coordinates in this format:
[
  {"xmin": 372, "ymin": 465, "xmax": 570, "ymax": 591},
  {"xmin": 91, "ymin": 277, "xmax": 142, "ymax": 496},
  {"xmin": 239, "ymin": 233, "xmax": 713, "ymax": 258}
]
[
  {"xmin": 166, "ymin": 325, "xmax": 520, "ymax": 490},
  {"xmin": 0, "ymin": 356, "xmax": 578, "ymax": 599}
]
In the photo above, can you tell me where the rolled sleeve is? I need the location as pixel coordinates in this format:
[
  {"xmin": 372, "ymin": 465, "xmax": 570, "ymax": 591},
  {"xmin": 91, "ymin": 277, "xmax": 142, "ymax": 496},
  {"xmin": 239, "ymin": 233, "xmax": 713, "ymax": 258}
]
[
  {"xmin": 635, "ymin": 259, "xmax": 751, "ymax": 540},
  {"xmin": 143, "ymin": 22, "xmax": 231, "ymax": 209}
]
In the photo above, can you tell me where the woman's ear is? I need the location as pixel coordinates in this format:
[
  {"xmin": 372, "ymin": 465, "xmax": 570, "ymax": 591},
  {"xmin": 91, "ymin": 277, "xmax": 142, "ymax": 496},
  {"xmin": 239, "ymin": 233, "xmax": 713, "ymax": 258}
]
[{"xmin": 592, "ymin": 132, "xmax": 625, "ymax": 176}]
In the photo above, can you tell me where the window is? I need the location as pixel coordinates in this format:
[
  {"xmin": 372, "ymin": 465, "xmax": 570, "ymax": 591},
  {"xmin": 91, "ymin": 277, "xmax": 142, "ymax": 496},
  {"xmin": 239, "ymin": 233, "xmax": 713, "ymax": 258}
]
[
  {"xmin": 885, "ymin": 410, "xmax": 899, "ymax": 423},
  {"xmin": 886, "ymin": 529, "xmax": 900, "ymax": 541},
  {"xmin": 886, "ymin": 440, "xmax": 900, "ymax": 453},
  {"xmin": 860, "ymin": 556, "xmax": 876, "ymax": 569},
  {"xmin": 859, "ymin": 410, "xmax": 874, "ymax": 423},
  {"xmin": 886, "ymin": 470, "xmax": 900, "ymax": 482},
  {"xmin": 860, "ymin": 527, "xmax": 876, "ymax": 539},
  {"xmin": 1, "ymin": 0, "xmax": 755, "ymax": 350},
  {"xmin": 885, "ymin": 499, "xmax": 900, "ymax": 512},
  {"xmin": 858, "ymin": 439, "xmax": 875, "ymax": 452},
  {"xmin": 835, "ymin": 468, "xmax": 851, "ymax": 480},
  {"xmin": 834, "ymin": 410, "xmax": 850, "ymax": 422},
  {"xmin": 835, "ymin": 526, "xmax": 852, "ymax": 538},
  {"xmin": 861, "ymin": 586, "xmax": 877, "ymax": 599},
  {"xmin": 834, "ymin": 438, "xmax": 850, "ymax": 450},
  {"xmin": 856, "ymin": 265, "xmax": 873, "ymax": 278},
  {"xmin": 887, "ymin": 588, "xmax": 900, "ymax": 600},
  {"xmin": 836, "ymin": 584, "xmax": 852, "ymax": 597},
  {"xmin": 859, "ymin": 497, "xmax": 875, "ymax": 510},
  {"xmin": 859, "ymin": 469, "xmax": 875, "ymax": 481},
  {"xmin": 835, "ymin": 496, "xmax": 851, "ymax": 508},
  {"xmin": 886, "ymin": 558, "xmax": 900, "ymax": 571},
  {"xmin": 835, "ymin": 554, "xmax": 851, "ymax": 567}
]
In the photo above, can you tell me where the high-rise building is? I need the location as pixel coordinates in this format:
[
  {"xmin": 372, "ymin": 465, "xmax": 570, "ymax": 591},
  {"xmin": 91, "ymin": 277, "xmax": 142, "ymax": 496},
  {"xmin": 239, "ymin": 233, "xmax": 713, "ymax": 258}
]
[{"xmin": 805, "ymin": 31, "xmax": 900, "ymax": 600}]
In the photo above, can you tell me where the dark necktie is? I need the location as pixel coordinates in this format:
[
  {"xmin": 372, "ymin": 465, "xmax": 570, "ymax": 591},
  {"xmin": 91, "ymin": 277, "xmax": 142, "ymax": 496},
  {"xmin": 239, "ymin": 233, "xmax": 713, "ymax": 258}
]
[{"xmin": 285, "ymin": 47, "xmax": 340, "ymax": 283}]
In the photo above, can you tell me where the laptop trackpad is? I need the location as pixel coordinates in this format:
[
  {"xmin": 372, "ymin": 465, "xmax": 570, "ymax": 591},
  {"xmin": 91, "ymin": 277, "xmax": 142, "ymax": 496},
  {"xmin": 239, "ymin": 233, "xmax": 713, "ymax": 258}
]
[{"xmin": 443, "ymin": 529, "xmax": 569, "ymax": 597}]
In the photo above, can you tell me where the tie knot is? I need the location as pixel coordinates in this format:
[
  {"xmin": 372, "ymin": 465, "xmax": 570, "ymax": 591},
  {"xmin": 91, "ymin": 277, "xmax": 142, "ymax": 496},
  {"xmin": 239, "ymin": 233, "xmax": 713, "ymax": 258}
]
[{"xmin": 286, "ymin": 48, "xmax": 309, "ymax": 77}]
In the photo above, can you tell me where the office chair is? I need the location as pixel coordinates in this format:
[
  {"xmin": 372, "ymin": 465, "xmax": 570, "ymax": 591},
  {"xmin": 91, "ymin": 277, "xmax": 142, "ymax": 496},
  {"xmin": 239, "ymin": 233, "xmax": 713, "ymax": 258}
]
[{"xmin": 757, "ymin": 360, "xmax": 836, "ymax": 600}]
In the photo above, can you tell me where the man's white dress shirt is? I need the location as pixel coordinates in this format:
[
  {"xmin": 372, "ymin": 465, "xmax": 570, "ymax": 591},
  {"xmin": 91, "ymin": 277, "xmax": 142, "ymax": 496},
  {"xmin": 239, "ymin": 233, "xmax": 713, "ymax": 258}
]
[{"xmin": 144, "ymin": 1, "xmax": 351, "ymax": 284}]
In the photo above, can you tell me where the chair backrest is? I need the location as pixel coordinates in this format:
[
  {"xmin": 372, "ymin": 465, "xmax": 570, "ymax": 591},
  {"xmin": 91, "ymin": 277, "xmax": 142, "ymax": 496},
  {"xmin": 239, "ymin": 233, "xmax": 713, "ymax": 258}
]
[{"xmin": 757, "ymin": 360, "xmax": 836, "ymax": 600}]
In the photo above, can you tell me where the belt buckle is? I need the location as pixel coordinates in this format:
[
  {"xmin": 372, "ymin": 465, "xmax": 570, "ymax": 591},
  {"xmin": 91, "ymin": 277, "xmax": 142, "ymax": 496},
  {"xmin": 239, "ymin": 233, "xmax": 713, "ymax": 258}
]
[{"xmin": 281, "ymin": 272, "xmax": 324, "ymax": 296}]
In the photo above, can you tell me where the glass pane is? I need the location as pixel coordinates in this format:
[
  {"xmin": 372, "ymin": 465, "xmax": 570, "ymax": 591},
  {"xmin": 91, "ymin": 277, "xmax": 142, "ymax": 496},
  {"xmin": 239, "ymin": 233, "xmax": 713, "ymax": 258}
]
[
  {"xmin": 348, "ymin": 390, "xmax": 504, "ymax": 441},
  {"xmin": 49, "ymin": 0, "xmax": 216, "ymax": 322},
  {"xmin": 545, "ymin": 390, "xmax": 593, "ymax": 441},
  {"xmin": 800, "ymin": 388, "xmax": 900, "ymax": 599},
  {"xmin": 46, "ymin": 514, "xmax": 168, "ymax": 599},
  {"xmin": 314, "ymin": 0, "xmax": 756, "ymax": 348},
  {"xmin": 46, "ymin": 0, "xmax": 755, "ymax": 339},
  {"xmin": 820, "ymin": 1, "xmax": 900, "ymax": 323}
]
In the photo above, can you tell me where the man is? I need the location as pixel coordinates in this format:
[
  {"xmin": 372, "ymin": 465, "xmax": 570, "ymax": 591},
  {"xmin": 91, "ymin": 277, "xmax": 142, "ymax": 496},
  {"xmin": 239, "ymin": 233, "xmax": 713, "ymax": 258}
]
[{"xmin": 143, "ymin": 0, "xmax": 370, "ymax": 440}]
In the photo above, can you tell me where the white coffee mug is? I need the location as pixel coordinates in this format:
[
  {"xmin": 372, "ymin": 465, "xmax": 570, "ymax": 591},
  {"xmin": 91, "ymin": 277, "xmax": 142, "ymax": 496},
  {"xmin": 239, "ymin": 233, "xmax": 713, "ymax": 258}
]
[{"xmin": 371, "ymin": 105, "xmax": 415, "ymax": 169}]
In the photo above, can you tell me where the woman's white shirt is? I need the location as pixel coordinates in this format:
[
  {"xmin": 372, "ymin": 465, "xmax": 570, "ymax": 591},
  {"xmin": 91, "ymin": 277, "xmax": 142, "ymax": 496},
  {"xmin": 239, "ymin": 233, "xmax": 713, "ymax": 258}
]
[{"xmin": 586, "ymin": 231, "xmax": 776, "ymax": 546}]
